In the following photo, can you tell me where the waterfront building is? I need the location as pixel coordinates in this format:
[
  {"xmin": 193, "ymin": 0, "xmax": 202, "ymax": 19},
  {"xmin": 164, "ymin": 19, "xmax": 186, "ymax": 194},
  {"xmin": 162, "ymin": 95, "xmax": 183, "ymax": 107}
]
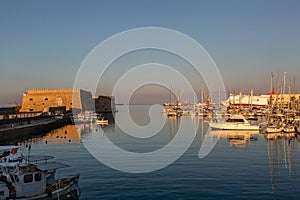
[{"xmin": 221, "ymin": 92, "xmax": 270, "ymax": 108}]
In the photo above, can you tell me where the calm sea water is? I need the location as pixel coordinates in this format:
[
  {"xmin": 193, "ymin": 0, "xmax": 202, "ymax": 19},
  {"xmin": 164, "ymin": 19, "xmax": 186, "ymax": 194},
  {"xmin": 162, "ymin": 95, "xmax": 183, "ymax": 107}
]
[{"xmin": 17, "ymin": 105, "xmax": 300, "ymax": 199}]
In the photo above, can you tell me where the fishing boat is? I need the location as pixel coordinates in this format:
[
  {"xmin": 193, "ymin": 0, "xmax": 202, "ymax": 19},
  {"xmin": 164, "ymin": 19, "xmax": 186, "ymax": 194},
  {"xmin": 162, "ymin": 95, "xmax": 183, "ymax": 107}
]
[
  {"xmin": 0, "ymin": 146, "xmax": 80, "ymax": 200},
  {"xmin": 208, "ymin": 114, "xmax": 259, "ymax": 130}
]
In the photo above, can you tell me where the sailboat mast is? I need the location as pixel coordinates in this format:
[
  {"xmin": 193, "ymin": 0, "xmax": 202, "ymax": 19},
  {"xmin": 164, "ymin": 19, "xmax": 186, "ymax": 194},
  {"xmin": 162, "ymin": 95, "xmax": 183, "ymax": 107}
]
[
  {"xmin": 271, "ymin": 72, "xmax": 274, "ymax": 92},
  {"xmin": 283, "ymin": 72, "xmax": 286, "ymax": 94}
]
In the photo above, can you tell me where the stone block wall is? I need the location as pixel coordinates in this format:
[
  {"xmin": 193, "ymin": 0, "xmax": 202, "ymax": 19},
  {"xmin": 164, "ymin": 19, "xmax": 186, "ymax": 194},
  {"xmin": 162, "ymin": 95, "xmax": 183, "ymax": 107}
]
[
  {"xmin": 95, "ymin": 95, "xmax": 116, "ymax": 113},
  {"xmin": 20, "ymin": 89, "xmax": 93, "ymax": 112}
]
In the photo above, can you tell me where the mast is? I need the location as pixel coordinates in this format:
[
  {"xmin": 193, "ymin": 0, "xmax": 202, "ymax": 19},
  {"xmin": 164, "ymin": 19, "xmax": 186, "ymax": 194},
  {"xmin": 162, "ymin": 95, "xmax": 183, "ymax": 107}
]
[
  {"xmin": 271, "ymin": 72, "xmax": 274, "ymax": 92},
  {"xmin": 283, "ymin": 72, "xmax": 286, "ymax": 94}
]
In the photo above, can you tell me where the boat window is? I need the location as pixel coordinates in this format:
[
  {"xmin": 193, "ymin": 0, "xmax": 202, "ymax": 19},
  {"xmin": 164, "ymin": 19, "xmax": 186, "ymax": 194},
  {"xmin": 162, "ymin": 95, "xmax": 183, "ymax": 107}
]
[
  {"xmin": 35, "ymin": 173, "xmax": 42, "ymax": 182},
  {"xmin": 14, "ymin": 175, "xmax": 19, "ymax": 182},
  {"xmin": 226, "ymin": 118, "xmax": 245, "ymax": 122},
  {"xmin": 24, "ymin": 174, "xmax": 33, "ymax": 183}
]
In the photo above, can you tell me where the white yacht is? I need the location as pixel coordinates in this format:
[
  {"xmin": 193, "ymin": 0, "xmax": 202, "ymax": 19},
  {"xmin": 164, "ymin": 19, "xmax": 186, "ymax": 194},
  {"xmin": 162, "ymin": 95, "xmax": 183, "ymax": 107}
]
[{"xmin": 209, "ymin": 114, "xmax": 259, "ymax": 130}]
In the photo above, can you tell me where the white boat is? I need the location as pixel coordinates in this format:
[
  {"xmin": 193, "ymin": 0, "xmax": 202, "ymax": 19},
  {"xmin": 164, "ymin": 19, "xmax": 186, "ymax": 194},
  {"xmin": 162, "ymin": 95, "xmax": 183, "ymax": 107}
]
[
  {"xmin": 73, "ymin": 111, "xmax": 98, "ymax": 123},
  {"xmin": 0, "ymin": 146, "xmax": 80, "ymax": 200},
  {"xmin": 96, "ymin": 118, "xmax": 108, "ymax": 125},
  {"xmin": 265, "ymin": 124, "xmax": 283, "ymax": 133},
  {"xmin": 260, "ymin": 121, "xmax": 283, "ymax": 133},
  {"xmin": 283, "ymin": 124, "xmax": 295, "ymax": 133},
  {"xmin": 209, "ymin": 114, "xmax": 259, "ymax": 130}
]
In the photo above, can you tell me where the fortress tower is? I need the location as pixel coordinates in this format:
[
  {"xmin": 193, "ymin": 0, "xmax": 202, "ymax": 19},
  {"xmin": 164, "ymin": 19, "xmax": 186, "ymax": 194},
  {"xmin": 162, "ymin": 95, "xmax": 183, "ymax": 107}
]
[{"xmin": 20, "ymin": 89, "xmax": 93, "ymax": 113}]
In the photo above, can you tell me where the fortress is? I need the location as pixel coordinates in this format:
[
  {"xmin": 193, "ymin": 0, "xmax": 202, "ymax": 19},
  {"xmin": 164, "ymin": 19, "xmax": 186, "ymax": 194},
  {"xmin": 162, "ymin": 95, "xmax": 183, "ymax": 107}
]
[{"xmin": 19, "ymin": 89, "xmax": 94, "ymax": 113}]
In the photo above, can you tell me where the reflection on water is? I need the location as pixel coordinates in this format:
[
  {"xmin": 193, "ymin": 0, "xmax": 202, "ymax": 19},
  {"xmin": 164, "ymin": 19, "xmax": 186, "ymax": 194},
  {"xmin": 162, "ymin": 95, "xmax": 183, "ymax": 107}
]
[
  {"xmin": 209, "ymin": 130, "xmax": 259, "ymax": 147},
  {"xmin": 9, "ymin": 106, "xmax": 300, "ymax": 199},
  {"xmin": 43, "ymin": 125, "xmax": 81, "ymax": 144},
  {"xmin": 168, "ymin": 115, "xmax": 180, "ymax": 139},
  {"xmin": 264, "ymin": 133, "xmax": 298, "ymax": 194}
]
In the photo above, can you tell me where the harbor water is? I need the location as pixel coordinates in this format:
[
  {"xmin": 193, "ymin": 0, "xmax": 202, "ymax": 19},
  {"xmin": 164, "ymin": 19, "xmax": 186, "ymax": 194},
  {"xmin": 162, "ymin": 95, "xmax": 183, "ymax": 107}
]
[{"xmin": 13, "ymin": 105, "xmax": 300, "ymax": 199}]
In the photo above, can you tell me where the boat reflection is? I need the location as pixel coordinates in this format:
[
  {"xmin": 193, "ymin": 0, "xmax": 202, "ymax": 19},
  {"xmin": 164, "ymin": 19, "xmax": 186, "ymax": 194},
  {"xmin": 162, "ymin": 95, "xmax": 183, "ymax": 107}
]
[
  {"xmin": 208, "ymin": 130, "xmax": 259, "ymax": 147},
  {"xmin": 264, "ymin": 132, "xmax": 298, "ymax": 194}
]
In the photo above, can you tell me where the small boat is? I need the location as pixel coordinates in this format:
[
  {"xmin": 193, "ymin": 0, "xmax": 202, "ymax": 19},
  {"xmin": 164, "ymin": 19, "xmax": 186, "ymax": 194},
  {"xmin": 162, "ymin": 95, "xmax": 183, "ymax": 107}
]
[
  {"xmin": 0, "ymin": 146, "xmax": 80, "ymax": 200},
  {"xmin": 265, "ymin": 124, "xmax": 283, "ymax": 133},
  {"xmin": 208, "ymin": 114, "xmax": 259, "ymax": 130},
  {"xmin": 96, "ymin": 118, "xmax": 108, "ymax": 125},
  {"xmin": 283, "ymin": 124, "xmax": 295, "ymax": 133}
]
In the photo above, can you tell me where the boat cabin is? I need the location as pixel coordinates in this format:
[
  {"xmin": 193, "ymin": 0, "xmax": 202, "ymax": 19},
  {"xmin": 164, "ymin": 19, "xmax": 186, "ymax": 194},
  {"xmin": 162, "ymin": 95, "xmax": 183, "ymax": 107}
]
[
  {"xmin": 226, "ymin": 115, "xmax": 248, "ymax": 123},
  {"xmin": 0, "ymin": 156, "xmax": 68, "ymax": 199}
]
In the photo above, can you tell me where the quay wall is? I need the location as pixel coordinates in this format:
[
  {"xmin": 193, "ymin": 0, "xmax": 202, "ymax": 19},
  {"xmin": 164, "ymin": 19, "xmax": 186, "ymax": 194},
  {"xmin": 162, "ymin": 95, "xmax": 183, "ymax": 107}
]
[{"xmin": 0, "ymin": 115, "xmax": 72, "ymax": 144}]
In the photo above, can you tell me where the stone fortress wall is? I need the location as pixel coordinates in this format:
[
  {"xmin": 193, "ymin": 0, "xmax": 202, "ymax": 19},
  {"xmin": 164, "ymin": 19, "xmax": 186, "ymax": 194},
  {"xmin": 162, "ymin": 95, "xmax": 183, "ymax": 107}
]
[
  {"xmin": 94, "ymin": 95, "xmax": 116, "ymax": 113},
  {"xmin": 20, "ymin": 89, "xmax": 94, "ymax": 112}
]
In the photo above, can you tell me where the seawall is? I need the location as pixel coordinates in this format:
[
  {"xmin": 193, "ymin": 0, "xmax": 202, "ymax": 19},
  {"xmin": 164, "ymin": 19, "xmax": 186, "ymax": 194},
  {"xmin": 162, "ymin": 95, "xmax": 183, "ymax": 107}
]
[{"xmin": 0, "ymin": 114, "xmax": 72, "ymax": 144}]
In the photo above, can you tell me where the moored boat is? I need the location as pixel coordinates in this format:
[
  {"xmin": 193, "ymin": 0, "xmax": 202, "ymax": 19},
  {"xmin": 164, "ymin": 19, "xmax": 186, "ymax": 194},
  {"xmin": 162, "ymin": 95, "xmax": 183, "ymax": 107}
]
[
  {"xmin": 208, "ymin": 114, "xmax": 259, "ymax": 130},
  {"xmin": 0, "ymin": 146, "xmax": 80, "ymax": 200},
  {"xmin": 265, "ymin": 124, "xmax": 283, "ymax": 133},
  {"xmin": 283, "ymin": 124, "xmax": 295, "ymax": 133},
  {"xmin": 96, "ymin": 118, "xmax": 108, "ymax": 125}
]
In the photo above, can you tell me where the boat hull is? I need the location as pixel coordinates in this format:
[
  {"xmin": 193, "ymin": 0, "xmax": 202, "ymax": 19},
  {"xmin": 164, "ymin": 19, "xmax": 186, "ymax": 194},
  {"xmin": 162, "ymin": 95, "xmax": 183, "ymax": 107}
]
[
  {"xmin": 283, "ymin": 127, "xmax": 295, "ymax": 133},
  {"xmin": 209, "ymin": 122, "xmax": 259, "ymax": 131},
  {"xmin": 19, "ymin": 174, "xmax": 80, "ymax": 200},
  {"xmin": 265, "ymin": 127, "xmax": 283, "ymax": 133}
]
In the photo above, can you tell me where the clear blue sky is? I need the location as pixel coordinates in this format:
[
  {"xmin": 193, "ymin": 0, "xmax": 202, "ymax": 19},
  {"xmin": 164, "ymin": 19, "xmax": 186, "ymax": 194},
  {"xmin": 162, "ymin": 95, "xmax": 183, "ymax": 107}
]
[{"xmin": 1, "ymin": 0, "xmax": 300, "ymax": 104}]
